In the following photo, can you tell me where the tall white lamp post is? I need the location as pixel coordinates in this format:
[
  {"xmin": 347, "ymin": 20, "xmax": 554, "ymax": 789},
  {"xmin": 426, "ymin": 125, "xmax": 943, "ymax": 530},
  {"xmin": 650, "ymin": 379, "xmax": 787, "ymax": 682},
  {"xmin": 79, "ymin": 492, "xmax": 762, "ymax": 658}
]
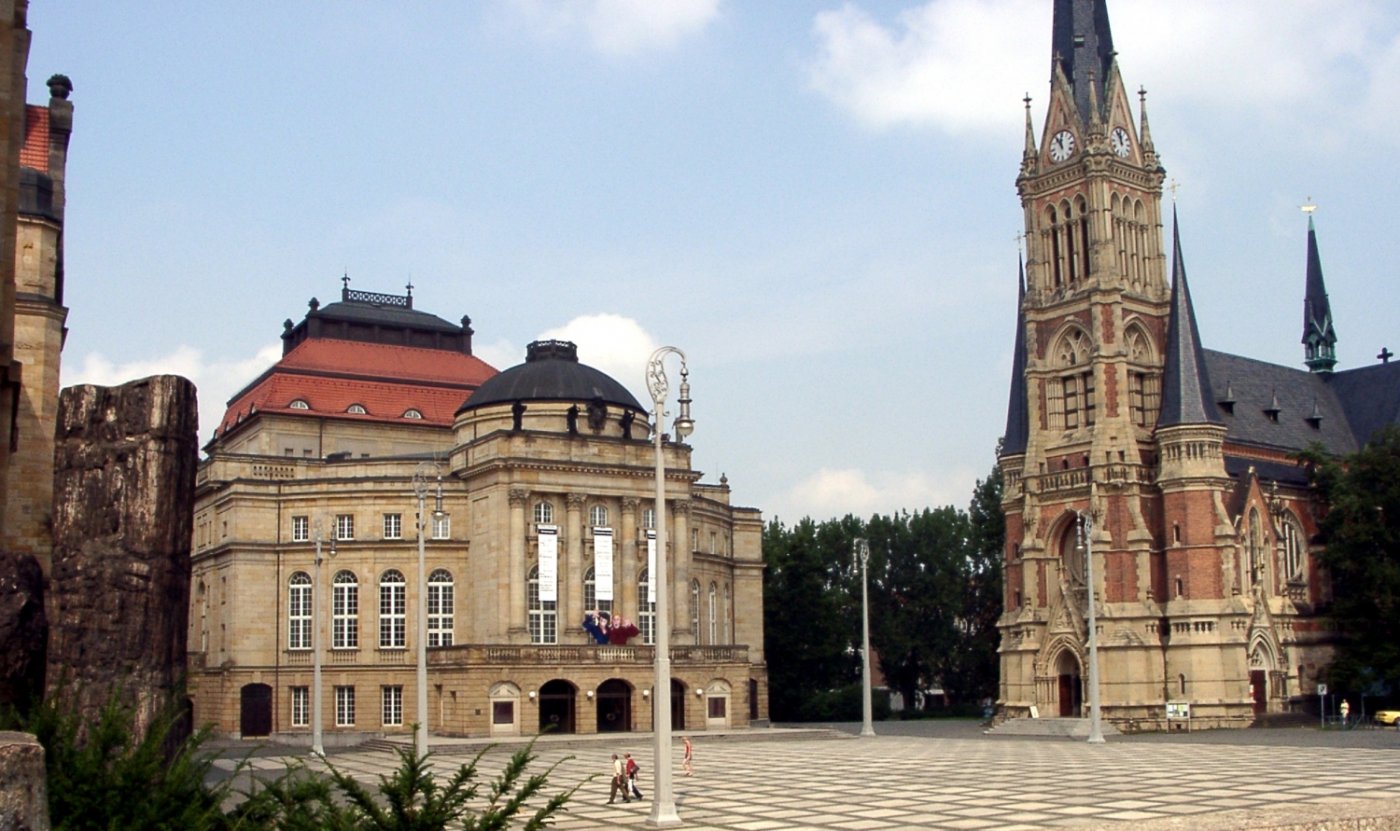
[
  {"xmin": 646, "ymin": 346, "xmax": 692, "ymax": 828},
  {"xmin": 311, "ymin": 524, "xmax": 335, "ymax": 756},
  {"xmin": 853, "ymin": 538, "xmax": 875, "ymax": 737},
  {"xmin": 1077, "ymin": 509, "xmax": 1106, "ymax": 744},
  {"xmin": 413, "ymin": 464, "xmax": 445, "ymax": 759}
]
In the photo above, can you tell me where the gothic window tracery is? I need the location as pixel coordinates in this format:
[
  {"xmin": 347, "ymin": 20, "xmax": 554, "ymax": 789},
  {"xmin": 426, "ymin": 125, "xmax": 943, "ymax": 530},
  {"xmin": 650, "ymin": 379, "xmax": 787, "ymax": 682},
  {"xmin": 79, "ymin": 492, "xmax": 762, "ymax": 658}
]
[
  {"xmin": 1126, "ymin": 324, "xmax": 1161, "ymax": 427},
  {"xmin": 1279, "ymin": 512, "xmax": 1306, "ymax": 584},
  {"xmin": 1048, "ymin": 328, "xmax": 1095, "ymax": 430}
]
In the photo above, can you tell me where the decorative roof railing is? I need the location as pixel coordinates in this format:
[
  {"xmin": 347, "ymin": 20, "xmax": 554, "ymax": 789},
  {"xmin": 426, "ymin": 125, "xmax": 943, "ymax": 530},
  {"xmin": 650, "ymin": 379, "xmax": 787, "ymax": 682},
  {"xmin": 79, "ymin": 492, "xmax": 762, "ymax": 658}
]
[{"xmin": 344, "ymin": 287, "xmax": 412, "ymax": 308}]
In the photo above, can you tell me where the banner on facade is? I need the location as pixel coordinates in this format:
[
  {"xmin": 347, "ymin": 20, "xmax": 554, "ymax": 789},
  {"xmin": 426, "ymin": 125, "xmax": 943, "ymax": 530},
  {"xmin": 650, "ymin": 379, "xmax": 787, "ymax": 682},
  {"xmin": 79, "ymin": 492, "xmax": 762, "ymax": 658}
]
[
  {"xmin": 647, "ymin": 529, "xmax": 656, "ymax": 604},
  {"xmin": 538, "ymin": 525, "xmax": 558, "ymax": 602},
  {"xmin": 594, "ymin": 527, "xmax": 614, "ymax": 601}
]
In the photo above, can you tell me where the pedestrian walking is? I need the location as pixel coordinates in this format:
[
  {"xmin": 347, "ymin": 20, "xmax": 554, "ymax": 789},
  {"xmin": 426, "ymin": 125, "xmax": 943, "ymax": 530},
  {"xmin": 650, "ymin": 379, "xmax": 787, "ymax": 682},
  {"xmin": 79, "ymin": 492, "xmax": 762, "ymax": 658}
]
[
  {"xmin": 681, "ymin": 735, "xmax": 693, "ymax": 776},
  {"xmin": 625, "ymin": 752, "xmax": 644, "ymax": 799},
  {"xmin": 608, "ymin": 753, "xmax": 631, "ymax": 803}
]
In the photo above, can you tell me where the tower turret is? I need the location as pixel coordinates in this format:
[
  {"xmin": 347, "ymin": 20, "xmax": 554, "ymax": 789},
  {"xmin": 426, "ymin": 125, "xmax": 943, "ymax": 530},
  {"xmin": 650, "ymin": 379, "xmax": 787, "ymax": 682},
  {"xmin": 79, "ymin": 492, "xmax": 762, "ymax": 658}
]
[{"xmin": 1301, "ymin": 215, "xmax": 1337, "ymax": 373}]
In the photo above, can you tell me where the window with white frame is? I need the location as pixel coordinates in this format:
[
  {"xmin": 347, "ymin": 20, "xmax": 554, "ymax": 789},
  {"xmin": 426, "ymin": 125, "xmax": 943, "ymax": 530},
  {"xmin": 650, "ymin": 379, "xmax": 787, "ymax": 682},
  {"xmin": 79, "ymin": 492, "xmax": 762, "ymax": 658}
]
[
  {"xmin": 383, "ymin": 513, "xmax": 402, "ymax": 540},
  {"xmin": 533, "ymin": 501, "xmax": 554, "ymax": 525},
  {"xmin": 1281, "ymin": 513, "xmax": 1306, "ymax": 582},
  {"xmin": 428, "ymin": 569, "xmax": 454, "ymax": 646},
  {"xmin": 708, "ymin": 582, "xmax": 718, "ymax": 644},
  {"xmin": 332, "ymin": 570, "xmax": 358, "ymax": 649},
  {"xmin": 291, "ymin": 686, "xmax": 309, "ymax": 727},
  {"xmin": 639, "ymin": 568, "xmax": 655, "ymax": 645},
  {"xmin": 432, "ymin": 513, "xmax": 451, "ymax": 540},
  {"xmin": 335, "ymin": 685, "xmax": 356, "ymax": 726},
  {"xmin": 724, "ymin": 583, "xmax": 732, "ymax": 643},
  {"xmin": 288, "ymin": 572, "xmax": 312, "ymax": 650},
  {"xmin": 379, "ymin": 570, "xmax": 406, "ymax": 649},
  {"xmin": 382, "ymin": 685, "xmax": 403, "ymax": 727},
  {"xmin": 642, "ymin": 507, "xmax": 655, "ymax": 530},
  {"xmin": 589, "ymin": 504, "xmax": 608, "ymax": 528},
  {"xmin": 583, "ymin": 567, "xmax": 612, "ymax": 615},
  {"xmin": 291, "ymin": 515, "xmax": 310, "ymax": 543},
  {"xmin": 689, "ymin": 580, "xmax": 700, "ymax": 636},
  {"xmin": 527, "ymin": 565, "xmax": 557, "ymax": 644},
  {"xmin": 335, "ymin": 514, "xmax": 355, "ymax": 541}
]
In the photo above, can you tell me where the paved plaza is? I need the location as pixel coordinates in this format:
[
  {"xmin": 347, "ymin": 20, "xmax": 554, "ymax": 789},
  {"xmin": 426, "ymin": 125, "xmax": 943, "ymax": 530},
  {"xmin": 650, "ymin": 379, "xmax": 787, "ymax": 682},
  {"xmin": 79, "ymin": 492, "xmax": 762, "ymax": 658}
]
[{"xmin": 215, "ymin": 722, "xmax": 1400, "ymax": 830}]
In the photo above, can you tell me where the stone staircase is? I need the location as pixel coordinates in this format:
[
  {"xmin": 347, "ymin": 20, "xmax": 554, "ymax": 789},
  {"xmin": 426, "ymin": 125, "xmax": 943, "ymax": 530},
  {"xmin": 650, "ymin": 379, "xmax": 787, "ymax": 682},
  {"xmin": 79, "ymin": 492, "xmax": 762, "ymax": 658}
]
[{"xmin": 984, "ymin": 717, "xmax": 1121, "ymax": 739}]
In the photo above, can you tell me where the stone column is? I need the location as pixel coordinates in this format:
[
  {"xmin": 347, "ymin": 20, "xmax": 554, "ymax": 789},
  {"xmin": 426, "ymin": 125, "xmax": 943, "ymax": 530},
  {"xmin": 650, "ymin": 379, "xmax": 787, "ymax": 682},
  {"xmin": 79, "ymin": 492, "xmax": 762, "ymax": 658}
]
[
  {"xmin": 620, "ymin": 498, "xmax": 638, "ymax": 614},
  {"xmin": 47, "ymin": 377, "xmax": 198, "ymax": 743},
  {"xmin": 508, "ymin": 488, "xmax": 528, "ymax": 639},
  {"xmin": 565, "ymin": 493, "xmax": 585, "ymax": 641},
  {"xmin": 0, "ymin": 732, "xmax": 49, "ymax": 831},
  {"xmin": 673, "ymin": 500, "xmax": 691, "ymax": 642}
]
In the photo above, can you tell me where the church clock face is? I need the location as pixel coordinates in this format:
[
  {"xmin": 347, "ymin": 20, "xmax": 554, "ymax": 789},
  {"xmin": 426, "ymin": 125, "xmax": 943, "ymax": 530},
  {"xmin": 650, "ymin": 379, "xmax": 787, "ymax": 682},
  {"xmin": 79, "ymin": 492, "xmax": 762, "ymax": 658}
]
[
  {"xmin": 1049, "ymin": 130, "xmax": 1076, "ymax": 162},
  {"xmin": 1111, "ymin": 126, "xmax": 1131, "ymax": 157}
]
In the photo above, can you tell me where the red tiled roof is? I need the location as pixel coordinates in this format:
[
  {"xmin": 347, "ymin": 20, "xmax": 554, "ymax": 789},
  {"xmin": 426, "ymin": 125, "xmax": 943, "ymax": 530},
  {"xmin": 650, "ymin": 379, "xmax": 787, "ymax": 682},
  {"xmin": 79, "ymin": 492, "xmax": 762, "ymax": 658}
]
[
  {"xmin": 20, "ymin": 106, "xmax": 48, "ymax": 172},
  {"xmin": 215, "ymin": 339, "xmax": 498, "ymax": 439}
]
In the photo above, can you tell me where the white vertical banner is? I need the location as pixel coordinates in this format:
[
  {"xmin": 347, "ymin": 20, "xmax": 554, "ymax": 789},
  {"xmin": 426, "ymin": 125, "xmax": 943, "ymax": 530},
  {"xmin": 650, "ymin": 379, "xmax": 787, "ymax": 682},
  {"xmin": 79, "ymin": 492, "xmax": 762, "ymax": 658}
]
[
  {"xmin": 538, "ymin": 525, "xmax": 558, "ymax": 602},
  {"xmin": 594, "ymin": 528, "xmax": 614, "ymax": 601},
  {"xmin": 647, "ymin": 529, "xmax": 657, "ymax": 604}
]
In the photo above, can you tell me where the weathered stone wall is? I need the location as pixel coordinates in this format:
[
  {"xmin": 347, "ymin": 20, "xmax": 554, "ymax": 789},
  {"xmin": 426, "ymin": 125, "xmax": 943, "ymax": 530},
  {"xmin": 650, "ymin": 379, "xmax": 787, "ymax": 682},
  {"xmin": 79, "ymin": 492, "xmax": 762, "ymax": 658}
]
[
  {"xmin": 0, "ymin": 732, "xmax": 48, "ymax": 831},
  {"xmin": 46, "ymin": 376, "xmax": 197, "ymax": 741},
  {"xmin": 0, "ymin": 552, "xmax": 45, "ymax": 713}
]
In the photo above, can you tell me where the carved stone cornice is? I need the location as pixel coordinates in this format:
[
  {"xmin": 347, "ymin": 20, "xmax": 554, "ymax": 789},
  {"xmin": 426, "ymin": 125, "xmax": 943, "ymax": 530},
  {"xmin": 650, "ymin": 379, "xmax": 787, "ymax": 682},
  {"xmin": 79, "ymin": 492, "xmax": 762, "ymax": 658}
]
[{"xmin": 508, "ymin": 488, "xmax": 528, "ymax": 507}]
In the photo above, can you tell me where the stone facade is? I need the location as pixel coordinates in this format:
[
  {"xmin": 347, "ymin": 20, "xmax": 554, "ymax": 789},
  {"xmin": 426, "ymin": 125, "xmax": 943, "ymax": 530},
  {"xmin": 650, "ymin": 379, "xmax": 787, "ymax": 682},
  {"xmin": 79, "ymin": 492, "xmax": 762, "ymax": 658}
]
[
  {"xmin": 997, "ymin": 0, "xmax": 1396, "ymax": 730},
  {"xmin": 189, "ymin": 289, "xmax": 767, "ymax": 740}
]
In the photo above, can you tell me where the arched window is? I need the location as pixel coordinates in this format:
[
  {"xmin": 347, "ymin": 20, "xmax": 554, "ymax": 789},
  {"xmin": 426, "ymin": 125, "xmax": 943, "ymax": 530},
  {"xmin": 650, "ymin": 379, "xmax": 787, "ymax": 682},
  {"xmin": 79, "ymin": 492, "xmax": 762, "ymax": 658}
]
[
  {"xmin": 533, "ymin": 501, "xmax": 554, "ymax": 525},
  {"xmin": 288, "ymin": 572, "xmax": 312, "ymax": 650},
  {"xmin": 584, "ymin": 566, "xmax": 612, "ymax": 616},
  {"xmin": 724, "ymin": 582, "xmax": 732, "ymax": 644},
  {"xmin": 402, "ymin": 408, "xmax": 423, "ymax": 419},
  {"xmin": 347, "ymin": 403, "xmax": 367, "ymax": 415},
  {"xmin": 427, "ymin": 568, "xmax": 454, "ymax": 646},
  {"xmin": 332, "ymin": 570, "xmax": 358, "ymax": 649},
  {"xmin": 527, "ymin": 565, "xmax": 557, "ymax": 644},
  {"xmin": 589, "ymin": 504, "xmax": 608, "ymax": 528},
  {"xmin": 1248, "ymin": 509, "xmax": 1265, "ymax": 589},
  {"xmin": 639, "ymin": 568, "xmax": 656, "ymax": 645},
  {"xmin": 1049, "ymin": 328, "xmax": 1095, "ymax": 430},
  {"xmin": 1126, "ymin": 325, "xmax": 1161, "ymax": 428},
  {"xmin": 690, "ymin": 580, "xmax": 701, "ymax": 637},
  {"xmin": 379, "ymin": 570, "xmax": 406, "ymax": 649},
  {"xmin": 708, "ymin": 582, "xmax": 718, "ymax": 645},
  {"xmin": 1280, "ymin": 513, "xmax": 1305, "ymax": 583},
  {"xmin": 1060, "ymin": 519, "xmax": 1086, "ymax": 585},
  {"xmin": 289, "ymin": 399, "xmax": 310, "ymax": 410}
]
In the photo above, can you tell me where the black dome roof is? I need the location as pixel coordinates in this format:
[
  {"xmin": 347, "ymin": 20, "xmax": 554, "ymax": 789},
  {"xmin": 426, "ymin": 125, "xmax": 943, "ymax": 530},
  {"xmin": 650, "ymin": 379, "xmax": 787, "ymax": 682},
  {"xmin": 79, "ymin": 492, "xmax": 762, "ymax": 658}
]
[{"xmin": 457, "ymin": 340, "xmax": 645, "ymax": 414}]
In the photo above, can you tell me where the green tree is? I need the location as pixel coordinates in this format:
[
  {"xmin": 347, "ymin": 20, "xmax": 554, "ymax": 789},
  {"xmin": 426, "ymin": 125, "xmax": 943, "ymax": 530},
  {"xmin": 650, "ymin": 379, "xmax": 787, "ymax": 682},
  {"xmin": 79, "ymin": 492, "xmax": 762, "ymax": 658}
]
[
  {"xmin": 1301, "ymin": 425, "xmax": 1400, "ymax": 693},
  {"xmin": 949, "ymin": 463, "xmax": 1004, "ymax": 705}
]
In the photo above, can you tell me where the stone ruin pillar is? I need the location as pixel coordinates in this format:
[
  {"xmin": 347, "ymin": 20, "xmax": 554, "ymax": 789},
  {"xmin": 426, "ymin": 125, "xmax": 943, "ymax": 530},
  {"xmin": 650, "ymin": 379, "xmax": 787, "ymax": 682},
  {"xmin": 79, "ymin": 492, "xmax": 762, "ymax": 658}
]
[
  {"xmin": 0, "ymin": 732, "xmax": 49, "ymax": 831},
  {"xmin": 45, "ymin": 376, "xmax": 198, "ymax": 742}
]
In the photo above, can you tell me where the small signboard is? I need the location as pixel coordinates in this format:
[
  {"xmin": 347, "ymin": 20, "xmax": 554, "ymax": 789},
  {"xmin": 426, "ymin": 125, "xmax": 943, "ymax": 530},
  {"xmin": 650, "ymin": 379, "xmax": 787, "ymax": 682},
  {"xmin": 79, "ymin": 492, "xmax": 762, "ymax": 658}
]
[
  {"xmin": 1166, "ymin": 701, "xmax": 1191, "ymax": 731},
  {"xmin": 1317, "ymin": 683, "xmax": 1328, "ymax": 696}
]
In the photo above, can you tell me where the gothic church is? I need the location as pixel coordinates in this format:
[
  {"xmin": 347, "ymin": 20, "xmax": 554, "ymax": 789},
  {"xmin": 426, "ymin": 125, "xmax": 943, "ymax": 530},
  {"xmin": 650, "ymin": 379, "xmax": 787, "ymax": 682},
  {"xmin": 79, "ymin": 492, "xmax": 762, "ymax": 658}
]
[{"xmin": 998, "ymin": 0, "xmax": 1400, "ymax": 729}]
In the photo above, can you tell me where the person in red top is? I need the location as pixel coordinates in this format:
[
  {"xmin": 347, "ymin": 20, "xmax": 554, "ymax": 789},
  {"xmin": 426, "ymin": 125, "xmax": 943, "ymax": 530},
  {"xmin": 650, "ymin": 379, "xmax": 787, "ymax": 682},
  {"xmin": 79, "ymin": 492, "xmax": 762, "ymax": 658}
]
[{"xmin": 625, "ymin": 752, "xmax": 643, "ymax": 800}]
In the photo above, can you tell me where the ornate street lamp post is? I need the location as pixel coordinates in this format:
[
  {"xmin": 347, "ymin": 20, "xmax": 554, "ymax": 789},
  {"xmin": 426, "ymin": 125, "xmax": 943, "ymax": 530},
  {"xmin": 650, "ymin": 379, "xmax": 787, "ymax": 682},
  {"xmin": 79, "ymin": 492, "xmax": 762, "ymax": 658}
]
[
  {"xmin": 853, "ymin": 538, "xmax": 875, "ymax": 737},
  {"xmin": 413, "ymin": 464, "xmax": 445, "ymax": 759},
  {"xmin": 1077, "ymin": 509, "xmax": 1106, "ymax": 744},
  {"xmin": 311, "ymin": 524, "xmax": 335, "ymax": 756},
  {"xmin": 646, "ymin": 346, "xmax": 692, "ymax": 828}
]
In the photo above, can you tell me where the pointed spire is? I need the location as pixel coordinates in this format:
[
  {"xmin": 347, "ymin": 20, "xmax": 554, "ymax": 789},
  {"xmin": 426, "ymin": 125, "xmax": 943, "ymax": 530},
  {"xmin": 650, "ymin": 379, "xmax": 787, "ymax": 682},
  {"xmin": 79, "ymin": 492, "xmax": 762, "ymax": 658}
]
[
  {"xmin": 1002, "ymin": 259, "xmax": 1031, "ymax": 456},
  {"xmin": 1137, "ymin": 86, "xmax": 1155, "ymax": 156},
  {"xmin": 1157, "ymin": 209, "xmax": 1222, "ymax": 428},
  {"xmin": 1087, "ymin": 71, "xmax": 1102, "ymax": 130},
  {"xmin": 1052, "ymin": 0, "xmax": 1115, "ymax": 125},
  {"xmin": 1301, "ymin": 214, "xmax": 1338, "ymax": 373},
  {"xmin": 1023, "ymin": 93, "xmax": 1037, "ymax": 160}
]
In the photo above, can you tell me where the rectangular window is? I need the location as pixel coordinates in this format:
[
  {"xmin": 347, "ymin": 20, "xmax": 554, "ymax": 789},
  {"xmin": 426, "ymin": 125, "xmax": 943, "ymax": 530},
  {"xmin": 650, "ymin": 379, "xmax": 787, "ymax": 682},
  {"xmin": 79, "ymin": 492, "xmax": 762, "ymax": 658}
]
[
  {"xmin": 427, "ymin": 576, "xmax": 454, "ymax": 647},
  {"xmin": 335, "ymin": 686, "xmax": 356, "ymax": 727},
  {"xmin": 380, "ymin": 578, "xmax": 406, "ymax": 649},
  {"xmin": 381, "ymin": 685, "xmax": 403, "ymax": 727},
  {"xmin": 291, "ymin": 686, "xmax": 309, "ymax": 727},
  {"xmin": 432, "ymin": 514, "xmax": 451, "ymax": 540},
  {"xmin": 707, "ymin": 696, "xmax": 726, "ymax": 719},
  {"xmin": 492, "ymin": 700, "xmax": 515, "ymax": 725},
  {"xmin": 335, "ymin": 514, "xmax": 355, "ymax": 541},
  {"xmin": 1063, "ymin": 375, "xmax": 1080, "ymax": 429},
  {"xmin": 333, "ymin": 577, "xmax": 358, "ymax": 649},
  {"xmin": 291, "ymin": 515, "xmax": 310, "ymax": 543},
  {"xmin": 383, "ymin": 513, "xmax": 402, "ymax": 540},
  {"xmin": 288, "ymin": 578, "xmax": 312, "ymax": 650}
]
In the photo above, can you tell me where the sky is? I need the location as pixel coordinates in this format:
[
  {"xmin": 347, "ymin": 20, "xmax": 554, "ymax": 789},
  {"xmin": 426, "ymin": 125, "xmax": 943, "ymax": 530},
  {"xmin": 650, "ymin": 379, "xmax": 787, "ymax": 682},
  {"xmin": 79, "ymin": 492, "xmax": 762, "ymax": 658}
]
[{"xmin": 27, "ymin": 0, "xmax": 1400, "ymax": 526}]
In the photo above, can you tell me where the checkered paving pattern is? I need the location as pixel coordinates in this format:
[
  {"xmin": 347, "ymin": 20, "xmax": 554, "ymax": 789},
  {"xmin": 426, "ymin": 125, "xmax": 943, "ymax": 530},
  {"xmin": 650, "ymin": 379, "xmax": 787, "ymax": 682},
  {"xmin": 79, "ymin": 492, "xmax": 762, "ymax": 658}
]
[{"xmin": 226, "ymin": 733, "xmax": 1400, "ymax": 830}]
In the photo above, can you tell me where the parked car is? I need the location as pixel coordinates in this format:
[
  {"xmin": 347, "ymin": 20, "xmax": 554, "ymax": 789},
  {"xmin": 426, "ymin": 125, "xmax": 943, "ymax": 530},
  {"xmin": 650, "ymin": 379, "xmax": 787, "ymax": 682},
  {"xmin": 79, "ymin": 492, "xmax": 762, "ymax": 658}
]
[{"xmin": 1374, "ymin": 710, "xmax": 1400, "ymax": 726}]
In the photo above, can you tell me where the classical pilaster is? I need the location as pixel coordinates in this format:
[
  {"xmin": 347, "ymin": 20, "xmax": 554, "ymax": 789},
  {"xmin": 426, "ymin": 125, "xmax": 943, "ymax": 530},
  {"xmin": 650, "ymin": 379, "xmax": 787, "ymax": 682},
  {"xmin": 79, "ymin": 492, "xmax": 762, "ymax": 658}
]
[
  {"xmin": 621, "ymin": 497, "xmax": 639, "ymax": 614},
  {"xmin": 673, "ymin": 499, "xmax": 692, "ymax": 642},
  {"xmin": 565, "ymin": 493, "xmax": 585, "ymax": 640},
  {"xmin": 508, "ymin": 488, "xmax": 528, "ymax": 638}
]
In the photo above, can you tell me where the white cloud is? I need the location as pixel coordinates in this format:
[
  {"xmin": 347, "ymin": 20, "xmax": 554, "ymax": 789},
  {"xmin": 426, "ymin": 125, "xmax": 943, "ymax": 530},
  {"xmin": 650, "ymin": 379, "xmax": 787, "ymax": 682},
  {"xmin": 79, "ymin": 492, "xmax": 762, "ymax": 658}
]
[
  {"xmin": 807, "ymin": 0, "xmax": 1398, "ymax": 140},
  {"xmin": 537, "ymin": 313, "xmax": 658, "ymax": 395},
  {"xmin": 769, "ymin": 466, "xmax": 976, "ymax": 523},
  {"xmin": 507, "ymin": 0, "xmax": 720, "ymax": 57},
  {"xmin": 61, "ymin": 343, "xmax": 282, "ymax": 445}
]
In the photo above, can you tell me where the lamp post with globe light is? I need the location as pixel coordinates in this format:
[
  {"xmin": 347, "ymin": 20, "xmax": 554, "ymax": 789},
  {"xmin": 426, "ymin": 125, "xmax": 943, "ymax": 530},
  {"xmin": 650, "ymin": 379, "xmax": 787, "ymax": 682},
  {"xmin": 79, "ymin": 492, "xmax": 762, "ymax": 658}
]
[
  {"xmin": 311, "ymin": 523, "xmax": 335, "ymax": 756},
  {"xmin": 646, "ymin": 346, "xmax": 692, "ymax": 827},
  {"xmin": 413, "ymin": 463, "xmax": 445, "ymax": 759}
]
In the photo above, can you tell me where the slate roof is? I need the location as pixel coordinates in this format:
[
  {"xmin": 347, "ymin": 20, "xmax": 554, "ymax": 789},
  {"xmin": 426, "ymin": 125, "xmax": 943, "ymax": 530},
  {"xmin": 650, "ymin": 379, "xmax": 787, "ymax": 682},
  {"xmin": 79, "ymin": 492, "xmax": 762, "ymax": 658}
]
[
  {"xmin": 458, "ymin": 340, "xmax": 645, "ymax": 415},
  {"xmin": 1052, "ymin": 0, "xmax": 1115, "ymax": 125},
  {"xmin": 1002, "ymin": 264, "xmax": 1030, "ymax": 455},
  {"xmin": 1325, "ymin": 360, "xmax": 1400, "ymax": 446},
  {"xmin": 1204, "ymin": 350, "xmax": 1356, "ymax": 456},
  {"xmin": 1157, "ymin": 212, "xmax": 1222, "ymax": 428}
]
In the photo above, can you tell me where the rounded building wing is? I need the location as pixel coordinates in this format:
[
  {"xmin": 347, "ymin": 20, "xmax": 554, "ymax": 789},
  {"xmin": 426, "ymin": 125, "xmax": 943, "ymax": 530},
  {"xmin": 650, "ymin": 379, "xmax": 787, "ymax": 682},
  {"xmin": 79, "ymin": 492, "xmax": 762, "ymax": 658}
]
[{"xmin": 457, "ymin": 340, "xmax": 644, "ymax": 414}]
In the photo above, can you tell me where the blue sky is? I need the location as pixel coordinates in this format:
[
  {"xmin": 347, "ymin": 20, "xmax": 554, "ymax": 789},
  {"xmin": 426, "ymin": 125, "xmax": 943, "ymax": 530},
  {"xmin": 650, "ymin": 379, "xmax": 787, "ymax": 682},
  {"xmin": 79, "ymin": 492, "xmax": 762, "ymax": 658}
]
[{"xmin": 29, "ymin": 1, "xmax": 1400, "ymax": 524}]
